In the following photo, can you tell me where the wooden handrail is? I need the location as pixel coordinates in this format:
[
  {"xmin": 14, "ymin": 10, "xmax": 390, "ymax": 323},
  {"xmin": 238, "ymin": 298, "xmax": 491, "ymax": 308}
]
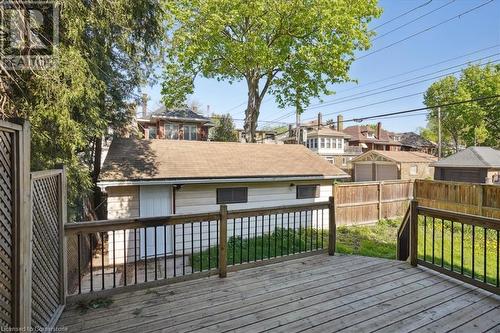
[{"xmin": 417, "ymin": 206, "xmax": 500, "ymax": 230}]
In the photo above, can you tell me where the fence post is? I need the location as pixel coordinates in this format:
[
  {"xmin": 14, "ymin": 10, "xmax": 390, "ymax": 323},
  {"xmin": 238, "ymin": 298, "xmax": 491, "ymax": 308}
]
[
  {"xmin": 328, "ymin": 196, "xmax": 336, "ymax": 256},
  {"xmin": 59, "ymin": 166, "xmax": 68, "ymax": 305},
  {"xmin": 477, "ymin": 185, "xmax": 483, "ymax": 216},
  {"xmin": 410, "ymin": 199, "xmax": 418, "ymax": 266},
  {"xmin": 219, "ymin": 205, "xmax": 228, "ymax": 278}
]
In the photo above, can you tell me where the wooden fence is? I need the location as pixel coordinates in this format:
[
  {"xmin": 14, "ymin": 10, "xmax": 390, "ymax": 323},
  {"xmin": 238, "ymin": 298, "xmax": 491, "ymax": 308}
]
[
  {"xmin": 30, "ymin": 169, "xmax": 67, "ymax": 328},
  {"xmin": 333, "ymin": 180, "xmax": 414, "ymax": 226},
  {"xmin": 414, "ymin": 179, "xmax": 500, "ymax": 219}
]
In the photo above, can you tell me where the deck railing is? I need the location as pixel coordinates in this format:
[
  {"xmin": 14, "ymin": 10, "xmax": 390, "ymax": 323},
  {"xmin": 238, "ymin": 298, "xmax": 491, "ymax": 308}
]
[
  {"xmin": 64, "ymin": 199, "xmax": 334, "ymax": 300},
  {"xmin": 400, "ymin": 200, "xmax": 500, "ymax": 295}
]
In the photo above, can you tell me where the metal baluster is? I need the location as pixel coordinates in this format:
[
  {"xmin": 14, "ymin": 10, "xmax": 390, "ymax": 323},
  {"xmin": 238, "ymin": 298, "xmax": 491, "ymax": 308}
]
[
  {"xmin": 304, "ymin": 211, "xmax": 307, "ymax": 252},
  {"xmin": 293, "ymin": 212, "xmax": 296, "ymax": 254},
  {"xmin": 299, "ymin": 211, "xmax": 302, "ymax": 253},
  {"xmin": 173, "ymin": 226, "xmax": 177, "ymax": 277},
  {"xmin": 432, "ymin": 217, "xmax": 435, "ymax": 265},
  {"xmin": 261, "ymin": 215, "xmax": 265, "ymax": 260},
  {"xmin": 451, "ymin": 222, "xmax": 454, "ymax": 272},
  {"xmin": 77, "ymin": 234, "xmax": 81, "ymax": 294},
  {"xmin": 310, "ymin": 211, "xmax": 313, "ymax": 251},
  {"xmin": 461, "ymin": 223, "xmax": 464, "ymax": 275},
  {"xmin": 247, "ymin": 217, "xmax": 250, "ymax": 262},
  {"xmin": 123, "ymin": 230, "xmax": 127, "ymax": 286},
  {"xmin": 268, "ymin": 215, "xmax": 271, "ymax": 259},
  {"xmin": 154, "ymin": 226, "xmax": 158, "ymax": 280},
  {"xmin": 472, "ymin": 225, "xmax": 475, "ymax": 279},
  {"xmin": 182, "ymin": 224, "xmax": 186, "ymax": 276},
  {"xmin": 316, "ymin": 209, "xmax": 319, "ymax": 250},
  {"xmin": 134, "ymin": 229, "xmax": 137, "ymax": 284},
  {"xmin": 216, "ymin": 220, "xmax": 219, "ymax": 269},
  {"xmin": 113, "ymin": 230, "xmax": 116, "ymax": 288},
  {"xmin": 423, "ymin": 216, "xmax": 427, "ymax": 261},
  {"xmin": 207, "ymin": 222, "xmax": 210, "ymax": 271},
  {"xmin": 484, "ymin": 228, "xmax": 487, "ymax": 283},
  {"xmin": 254, "ymin": 216, "xmax": 258, "ymax": 261},
  {"xmin": 165, "ymin": 226, "xmax": 168, "ymax": 278},
  {"xmin": 287, "ymin": 213, "xmax": 290, "ymax": 255},
  {"xmin": 321, "ymin": 209, "xmax": 324, "ymax": 249},
  {"xmin": 441, "ymin": 219, "xmax": 444, "ymax": 268},
  {"xmin": 199, "ymin": 222, "xmax": 203, "ymax": 272},
  {"xmin": 191, "ymin": 223, "xmax": 194, "ymax": 274},
  {"xmin": 89, "ymin": 234, "xmax": 93, "ymax": 292},
  {"xmin": 101, "ymin": 232, "xmax": 105, "ymax": 290},
  {"xmin": 281, "ymin": 213, "xmax": 284, "ymax": 257},
  {"xmin": 233, "ymin": 218, "xmax": 236, "ymax": 265},
  {"xmin": 240, "ymin": 217, "xmax": 243, "ymax": 264},
  {"xmin": 144, "ymin": 228, "xmax": 147, "ymax": 282},
  {"xmin": 274, "ymin": 214, "xmax": 277, "ymax": 258}
]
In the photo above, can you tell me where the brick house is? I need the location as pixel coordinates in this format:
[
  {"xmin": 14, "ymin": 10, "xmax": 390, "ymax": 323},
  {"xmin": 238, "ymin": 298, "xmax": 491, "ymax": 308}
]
[
  {"xmin": 137, "ymin": 107, "xmax": 213, "ymax": 141},
  {"xmin": 343, "ymin": 122, "xmax": 401, "ymax": 152}
]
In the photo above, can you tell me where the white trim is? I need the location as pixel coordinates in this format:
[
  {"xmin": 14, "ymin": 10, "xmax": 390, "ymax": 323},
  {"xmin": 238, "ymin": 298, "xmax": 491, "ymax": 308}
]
[{"xmin": 98, "ymin": 175, "xmax": 348, "ymax": 189}]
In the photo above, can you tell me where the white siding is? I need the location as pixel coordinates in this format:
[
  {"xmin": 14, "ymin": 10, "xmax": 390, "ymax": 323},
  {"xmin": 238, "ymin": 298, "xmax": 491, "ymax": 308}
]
[{"xmin": 106, "ymin": 181, "xmax": 332, "ymax": 263}]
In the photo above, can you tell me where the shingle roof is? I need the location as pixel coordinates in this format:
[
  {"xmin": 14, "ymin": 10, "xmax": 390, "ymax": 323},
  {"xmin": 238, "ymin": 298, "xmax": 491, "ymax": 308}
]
[
  {"xmin": 307, "ymin": 127, "xmax": 350, "ymax": 138},
  {"xmin": 399, "ymin": 132, "xmax": 436, "ymax": 149},
  {"xmin": 343, "ymin": 125, "xmax": 401, "ymax": 145},
  {"xmin": 431, "ymin": 147, "xmax": 500, "ymax": 168},
  {"xmin": 151, "ymin": 106, "xmax": 211, "ymax": 122},
  {"xmin": 352, "ymin": 150, "xmax": 437, "ymax": 163},
  {"xmin": 99, "ymin": 138, "xmax": 349, "ymax": 182}
]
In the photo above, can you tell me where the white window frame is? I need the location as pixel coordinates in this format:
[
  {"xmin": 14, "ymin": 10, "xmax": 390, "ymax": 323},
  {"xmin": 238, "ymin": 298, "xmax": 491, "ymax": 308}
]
[
  {"xmin": 339, "ymin": 139, "xmax": 343, "ymax": 149},
  {"xmin": 165, "ymin": 123, "xmax": 178, "ymax": 140},
  {"xmin": 326, "ymin": 138, "xmax": 331, "ymax": 148},
  {"xmin": 342, "ymin": 157, "xmax": 347, "ymax": 166},
  {"xmin": 314, "ymin": 138, "xmax": 318, "ymax": 148},
  {"xmin": 183, "ymin": 124, "xmax": 197, "ymax": 140},
  {"xmin": 410, "ymin": 164, "xmax": 418, "ymax": 176},
  {"xmin": 320, "ymin": 138, "xmax": 325, "ymax": 148}
]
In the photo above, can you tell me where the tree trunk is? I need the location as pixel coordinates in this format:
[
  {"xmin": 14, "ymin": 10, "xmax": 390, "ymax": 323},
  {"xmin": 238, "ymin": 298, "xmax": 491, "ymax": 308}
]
[{"xmin": 244, "ymin": 77, "xmax": 261, "ymax": 143}]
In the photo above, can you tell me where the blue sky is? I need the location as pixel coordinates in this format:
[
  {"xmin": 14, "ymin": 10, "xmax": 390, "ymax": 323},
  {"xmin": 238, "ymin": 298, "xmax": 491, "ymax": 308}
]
[{"xmin": 143, "ymin": 0, "xmax": 500, "ymax": 133}]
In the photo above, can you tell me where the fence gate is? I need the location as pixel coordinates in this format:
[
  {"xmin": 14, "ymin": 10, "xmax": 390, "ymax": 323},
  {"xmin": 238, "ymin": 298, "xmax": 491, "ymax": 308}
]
[{"xmin": 0, "ymin": 120, "xmax": 30, "ymax": 329}]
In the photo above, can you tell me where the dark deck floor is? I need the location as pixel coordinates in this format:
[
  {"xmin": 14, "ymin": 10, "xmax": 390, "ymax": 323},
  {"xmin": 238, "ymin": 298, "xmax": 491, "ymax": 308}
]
[{"xmin": 58, "ymin": 254, "xmax": 500, "ymax": 333}]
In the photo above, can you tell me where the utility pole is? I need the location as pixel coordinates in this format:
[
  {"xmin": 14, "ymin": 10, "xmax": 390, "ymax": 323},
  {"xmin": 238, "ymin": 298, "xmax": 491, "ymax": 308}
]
[{"xmin": 437, "ymin": 106, "xmax": 442, "ymax": 159}]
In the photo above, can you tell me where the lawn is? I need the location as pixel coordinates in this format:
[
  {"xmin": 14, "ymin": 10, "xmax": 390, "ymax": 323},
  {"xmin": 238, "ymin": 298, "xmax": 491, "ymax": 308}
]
[{"xmin": 191, "ymin": 218, "xmax": 499, "ymax": 285}]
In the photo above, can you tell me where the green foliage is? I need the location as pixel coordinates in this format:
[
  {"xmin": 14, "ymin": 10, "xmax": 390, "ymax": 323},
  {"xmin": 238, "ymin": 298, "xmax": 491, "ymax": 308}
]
[
  {"xmin": 5, "ymin": 1, "xmax": 165, "ymax": 219},
  {"xmin": 209, "ymin": 114, "xmax": 239, "ymax": 142},
  {"xmin": 161, "ymin": 0, "xmax": 381, "ymax": 141},
  {"xmin": 423, "ymin": 64, "xmax": 500, "ymax": 151}
]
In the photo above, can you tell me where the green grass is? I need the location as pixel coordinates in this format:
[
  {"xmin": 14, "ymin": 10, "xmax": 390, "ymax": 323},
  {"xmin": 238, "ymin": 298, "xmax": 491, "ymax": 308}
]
[{"xmin": 191, "ymin": 219, "xmax": 499, "ymax": 285}]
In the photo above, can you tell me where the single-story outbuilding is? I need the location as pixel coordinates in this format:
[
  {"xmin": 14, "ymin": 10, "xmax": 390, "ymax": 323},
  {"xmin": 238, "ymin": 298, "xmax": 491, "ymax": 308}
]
[
  {"xmin": 351, "ymin": 150, "xmax": 436, "ymax": 182},
  {"xmin": 98, "ymin": 138, "xmax": 349, "ymax": 262},
  {"xmin": 431, "ymin": 147, "xmax": 500, "ymax": 184}
]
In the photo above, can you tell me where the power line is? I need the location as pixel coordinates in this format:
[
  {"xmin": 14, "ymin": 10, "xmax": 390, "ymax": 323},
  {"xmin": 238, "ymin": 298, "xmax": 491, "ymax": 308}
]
[
  {"xmin": 371, "ymin": 0, "xmax": 433, "ymax": 30},
  {"xmin": 306, "ymin": 55, "xmax": 499, "ymax": 110},
  {"xmin": 357, "ymin": 0, "xmax": 495, "ymax": 61},
  {"xmin": 373, "ymin": 0, "xmax": 456, "ymax": 41}
]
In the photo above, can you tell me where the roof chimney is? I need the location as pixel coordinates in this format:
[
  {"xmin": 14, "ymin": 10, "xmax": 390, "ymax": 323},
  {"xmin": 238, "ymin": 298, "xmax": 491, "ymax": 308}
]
[
  {"xmin": 337, "ymin": 115, "xmax": 343, "ymax": 131},
  {"xmin": 141, "ymin": 93, "xmax": 148, "ymax": 118},
  {"xmin": 377, "ymin": 122, "xmax": 382, "ymax": 139},
  {"xmin": 317, "ymin": 112, "xmax": 322, "ymax": 130}
]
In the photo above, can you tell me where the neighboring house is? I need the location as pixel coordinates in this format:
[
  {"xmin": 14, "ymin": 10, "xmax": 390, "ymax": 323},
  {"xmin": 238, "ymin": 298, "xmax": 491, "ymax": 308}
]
[
  {"xmin": 236, "ymin": 129, "xmax": 278, "ymax": 144},
  {"xmin": 137, "ymin": 106, "xmax": 213, "ymax": 140},
  {"xmin": 431, "ymin": 147, "xmax": 500, "ymax": 184},
  {"xmin": 98, "ymin": 138, "xmax": 348, "ymax": 262},
  {"xmin": 351, "ymin": 150, "xmax": 437, "ymax": 182},
  {"xmin": 343, "ymin": 122, "xmax": 401, "ymax": 152},
  {"xmin": 304, "ymin": 127, "xmax": 361, "ymax": 173},
  {"xmin": 397, "ymin": 132, "xmax": 437, "ymax": 155}
]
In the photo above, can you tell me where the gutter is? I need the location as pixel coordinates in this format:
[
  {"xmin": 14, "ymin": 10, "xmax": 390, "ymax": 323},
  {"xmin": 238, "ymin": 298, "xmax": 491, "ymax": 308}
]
[{"xmin": 97, "ymin": 175, "xmax": 349, "ymax": 189}]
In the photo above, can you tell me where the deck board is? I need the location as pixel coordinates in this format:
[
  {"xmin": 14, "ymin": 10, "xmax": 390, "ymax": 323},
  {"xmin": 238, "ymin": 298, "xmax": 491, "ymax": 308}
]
[{"xmin": 57, "ymin": 254, "xmax": 500, "ymax": 333}]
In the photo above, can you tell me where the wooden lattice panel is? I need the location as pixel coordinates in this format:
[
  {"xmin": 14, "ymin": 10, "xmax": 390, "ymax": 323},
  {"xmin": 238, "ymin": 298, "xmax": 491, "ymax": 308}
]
[
  {"xmin": 0, "ymin": 129, "xmax": 14, "ymax": 328},
  {"xmin": 31, "ymin": 175, "xmax": 61, "ymax": 328}
]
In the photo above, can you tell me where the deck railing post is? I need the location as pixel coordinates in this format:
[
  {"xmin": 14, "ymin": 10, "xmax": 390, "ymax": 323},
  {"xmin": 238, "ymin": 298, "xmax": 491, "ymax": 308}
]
[
  {"xmin": 219, "ymin": 205, "xmax": 228, "ymax": 278},
  {"xmin": 410, "ymin": 199, "xmax": 418, "ymax": 266},
  {"xmin": 328, "ymin": 196, "xmax": 336, "ymax": 256}
]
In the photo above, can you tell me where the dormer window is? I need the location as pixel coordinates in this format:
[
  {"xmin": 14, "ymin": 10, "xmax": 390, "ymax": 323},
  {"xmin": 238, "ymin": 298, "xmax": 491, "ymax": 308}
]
[{"xmin": 367, "ymin": 132, "xmax": 375, "ymax": 139}]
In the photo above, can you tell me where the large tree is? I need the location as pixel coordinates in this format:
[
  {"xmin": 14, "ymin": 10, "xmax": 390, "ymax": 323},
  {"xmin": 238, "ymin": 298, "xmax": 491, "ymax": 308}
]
[
  {"xmin": 209, "ymin": 114, "xmax": 239, "ymax": 142},
  {"xmin": 1, "ymin": 1, "xmax": 165, "ymax": 219},
  {"xmin": 161, "ymin": 0, "xmax": 381, "ymax": 142},
  {"xmin": 423, "ymin": 64, "xmax": 499, "ymax": 151}
]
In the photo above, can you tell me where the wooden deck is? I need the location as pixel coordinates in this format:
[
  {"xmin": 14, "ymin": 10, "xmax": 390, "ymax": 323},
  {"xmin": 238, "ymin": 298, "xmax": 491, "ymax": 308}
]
[{"xmin": 57, "ymin": 254, "xmax": 500, "ymax": 333}]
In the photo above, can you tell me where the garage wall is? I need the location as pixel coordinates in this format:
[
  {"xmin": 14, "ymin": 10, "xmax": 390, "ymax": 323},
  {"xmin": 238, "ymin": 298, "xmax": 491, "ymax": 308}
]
[
  {"xmin": 401, "ymin": 163, "xmax": 434, "ymax": 180},
  {"xmin": 434, "ymin": 167, "xmax": 486, "ymax": 183}
]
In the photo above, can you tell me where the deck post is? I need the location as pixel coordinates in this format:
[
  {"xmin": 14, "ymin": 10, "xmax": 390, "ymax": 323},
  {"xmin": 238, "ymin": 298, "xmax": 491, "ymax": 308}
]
[
  {"xmin": 59, "ymin": 166, "xmax": 68, "ymax": 305},
  {"xmin": 410, "ymin": 199, "xmax": 418, "ymax": 266},
  {"xmin": 219, "ymin": 205, "xmax": 228, "ymax": 278},
  {"xmin": 328, "ymin": 196, "xmax": 336, "ymax": 256}
]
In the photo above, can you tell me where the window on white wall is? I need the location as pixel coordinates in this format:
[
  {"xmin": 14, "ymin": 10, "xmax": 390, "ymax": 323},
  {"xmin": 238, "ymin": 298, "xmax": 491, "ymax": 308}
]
[
  {"xmin": 326, "ymin": 138, "xmax": 331, "ymax": 148},
  {"xmin": 320, "ymin": 138, "xmax": 325, "ymax": 148},
  {"xmin": 342, "ymin": 157, "xmax": 347, "ymax": 166},
  {"xmin": 332, "ymin": 138, "xmax": 337, "ymax": 149},
  {"xmin": 314, "ymin": 138, "xmax": 318, "ymax": 148},
  {"xmin": 216, "ymin": 187, "xmax": 248, "ymax": 204},
  {"xmin": 296, "ymin": 185, "xmax": 320, "ymax": 199},
  {"xmin": 410, "ymin": 165, "xmax": 418, "ymax": 175},
  {"xmin": 339, "ymin": 139, "xmax": 343, "ymax": 149}
]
